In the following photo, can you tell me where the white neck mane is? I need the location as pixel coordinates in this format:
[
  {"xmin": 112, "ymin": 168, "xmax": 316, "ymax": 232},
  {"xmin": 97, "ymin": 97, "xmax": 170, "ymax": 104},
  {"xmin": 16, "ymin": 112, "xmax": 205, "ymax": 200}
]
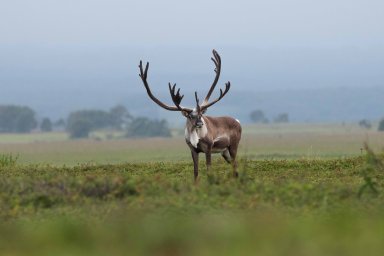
[{"xmin": 184, "ymin": 118, "xmax": 208, "ymax": 148}]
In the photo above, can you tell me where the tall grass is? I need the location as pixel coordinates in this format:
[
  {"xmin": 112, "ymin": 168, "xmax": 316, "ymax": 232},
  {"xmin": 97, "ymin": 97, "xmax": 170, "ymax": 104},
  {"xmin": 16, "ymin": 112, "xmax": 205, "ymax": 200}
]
[
  {"xmin": 358, "ymin": 143, "xmax": 384, "ymax": 197},
  {"xmin": 0, "ymin": 153, "xmax": 18, "ymax": 167}
]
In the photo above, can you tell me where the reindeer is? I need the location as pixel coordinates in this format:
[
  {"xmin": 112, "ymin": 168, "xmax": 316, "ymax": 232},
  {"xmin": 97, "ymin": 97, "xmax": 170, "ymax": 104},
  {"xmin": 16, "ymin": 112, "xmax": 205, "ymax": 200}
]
[{"xmin": 138, "ymin": 50, "xmax": 241, "ymax": 180}]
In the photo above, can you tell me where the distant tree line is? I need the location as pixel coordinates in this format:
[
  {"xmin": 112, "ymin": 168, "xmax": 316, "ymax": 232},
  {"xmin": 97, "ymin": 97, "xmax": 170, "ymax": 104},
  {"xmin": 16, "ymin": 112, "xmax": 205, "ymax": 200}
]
[
  {"xmin": 0, "ymin": 105, "xmax": 65, "ymax": 133},
  {"xmin": 66, "ymin": 105, "xmax": 132, "ymax": 138},
  {"xmin": 66, "ymin": 105, "xmax": 171, "ymax": 138},
  {"xmin": 0, "ymin": 105, "xmax": 37, "ymax": 133},
  {"xmin": 248, "ymin": 110, "xmax": 384, "ymax": 131},
  {"xmin": 126, "ymin": 117, "xmax": 171, "ymax": 138},
  {"xmin": 379, "ymin": 119, "xmax": 384, "ymax": 131},
  {"xmin": 358, "ymin": 118, "xmax": 384, "ymax": 131},
  {"xmin": 2, "ymin": 104, "xmax": 384, "ymax": 135},
  {"xmin": 40, "ymin": 118, "xmax": 53, "ymax": 132},
  {"xmin": 358, "ymin": 119, "xmax": 372, "ymax": 129},
  {"xmin": 249, "ymin": 110, "xmax": 289, "ymax": 124},
  {"xmin": 0, "ymin": 104, "xmax": 171, "ymax": 138}
]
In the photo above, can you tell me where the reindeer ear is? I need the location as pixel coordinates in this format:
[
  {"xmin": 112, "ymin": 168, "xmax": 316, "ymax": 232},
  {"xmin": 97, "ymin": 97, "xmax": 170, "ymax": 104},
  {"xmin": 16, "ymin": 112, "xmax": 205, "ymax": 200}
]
[
  {"xmin": 181, "ymin": 111, "xmax": 189, "ymax": 117},
  {"xmin": 201, "ymin": 109, "xmax": 207, "ymax": 114}
]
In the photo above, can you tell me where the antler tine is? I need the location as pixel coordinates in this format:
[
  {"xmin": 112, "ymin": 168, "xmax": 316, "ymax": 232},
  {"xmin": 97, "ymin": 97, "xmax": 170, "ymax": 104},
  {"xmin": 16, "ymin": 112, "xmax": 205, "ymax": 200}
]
[
  {"xmin": 195, "ymin": 91, "xmax": 201, "ymax": 111},
  {"xmin": 138, "ymin": 61, "xmax": 191, "ymax": 112},
  {"xmin": 202, "ymin": 49, "xmax": 222, "ymax": 105},
  {"xmin": 211, "ymin": 49, "xmax": 221, "ymax": 71},
  {"xmin": 201, "ymin": 81, "xmax": 231, "ymax": 111},
  {"xmin": 139, "ymin": 60, "xmax": 149, "ymax": 80},
  {"xmin": 168, "ymin": 83, "xmax": 191, "ymax": 112}
]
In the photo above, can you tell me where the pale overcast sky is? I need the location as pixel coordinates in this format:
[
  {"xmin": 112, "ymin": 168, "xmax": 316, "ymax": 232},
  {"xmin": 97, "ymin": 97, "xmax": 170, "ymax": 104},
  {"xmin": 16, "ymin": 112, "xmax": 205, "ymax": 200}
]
[
  {"xmin": 0, "ymin": 0, "xmax": 383, "ymax": 96},
  {"xmin": 1, "ymin": 0, "xmax": 383, "ymax": 119},
  {"xmin": 1, "ymin": 0, "xmax": 383, "ymax": 47}
]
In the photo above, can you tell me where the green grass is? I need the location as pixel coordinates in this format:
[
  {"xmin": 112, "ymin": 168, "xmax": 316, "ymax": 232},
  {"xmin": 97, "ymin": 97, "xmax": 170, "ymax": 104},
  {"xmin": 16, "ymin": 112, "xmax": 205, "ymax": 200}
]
[
  {"xmin": 0, "ymin": 124, "xmax": 384, "ymax": 255},
  {"xmin": 1, "ymin": 155, "xmax": 384, "ymax": 255}
]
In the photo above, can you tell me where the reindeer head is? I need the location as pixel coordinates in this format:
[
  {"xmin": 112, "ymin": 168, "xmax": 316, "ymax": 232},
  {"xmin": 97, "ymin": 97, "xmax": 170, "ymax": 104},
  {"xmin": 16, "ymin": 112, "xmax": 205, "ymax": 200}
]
[{"xmin": 138, "ymin": 49, "xmax": 230, "ymax": 129}]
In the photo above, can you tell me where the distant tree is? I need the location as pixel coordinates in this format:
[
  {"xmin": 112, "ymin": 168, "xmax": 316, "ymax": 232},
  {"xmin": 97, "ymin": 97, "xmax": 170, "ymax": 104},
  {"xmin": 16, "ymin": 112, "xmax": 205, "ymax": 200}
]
[
  {"xmin": 66, "ymin": 110, "xmax": 111, "ymax": 138},
  {"xmin": 378, "ymin": 119, "xmax": 384, "ymax": 132},
  {"xmin": 274, "ymin": 113, "xmax": 289, "ymax": 123},
  {"xmin": 54, "ymin": 118, "xmax": 66, "ymax": 127},
  {"xmin": 250, "ymin": 110, "xmax": 268, "ymax": 123},
  {"xmin": 67, "ymin": 119, "xmax": 92, "ymax": 138},
  {"xmin": 53, "ymin": 118, "xmax": 66, "ymax": 131},
  {"xmin": 359, "ymin": 119, "xmax": 372, "ymax": 129},
  {"xmin": 126, "ymin": 117, "xmax": 171, "ymax": 138},
  {"xmin": 40, "ymin": 118, "xmax": 53, "ymax": 132},
  {"xmin": 109, "ymin": 105, "xmax": 132, "ymax": 130},
  {"xmin": 0, "ymin": 105, "xmax": 37, "ymax": 133}
]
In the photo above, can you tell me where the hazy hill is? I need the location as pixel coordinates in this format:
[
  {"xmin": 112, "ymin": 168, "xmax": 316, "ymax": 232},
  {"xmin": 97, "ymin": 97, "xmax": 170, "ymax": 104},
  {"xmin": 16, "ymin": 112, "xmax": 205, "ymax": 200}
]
[
  {"xmin": 1, "ymin": 45, "xmax": 383, "ymax": 124},
  {"xmin": 1, "ymin": 85, "xmax": 382, "ymax": 126}
]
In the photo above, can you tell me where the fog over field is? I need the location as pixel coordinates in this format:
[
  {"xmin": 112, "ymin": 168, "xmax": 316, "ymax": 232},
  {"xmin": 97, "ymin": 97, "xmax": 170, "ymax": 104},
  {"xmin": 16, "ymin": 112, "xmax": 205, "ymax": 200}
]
[{"xmin": 1, "ymin": 0, "xmax": 383, "ymax": 123}]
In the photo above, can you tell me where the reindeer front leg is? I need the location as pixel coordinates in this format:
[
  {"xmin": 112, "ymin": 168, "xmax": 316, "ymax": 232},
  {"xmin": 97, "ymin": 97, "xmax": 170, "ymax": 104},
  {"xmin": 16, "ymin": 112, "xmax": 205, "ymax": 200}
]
[{"xmin": 191, "ymin": 150, "xmax": 199, "ymax": 181}]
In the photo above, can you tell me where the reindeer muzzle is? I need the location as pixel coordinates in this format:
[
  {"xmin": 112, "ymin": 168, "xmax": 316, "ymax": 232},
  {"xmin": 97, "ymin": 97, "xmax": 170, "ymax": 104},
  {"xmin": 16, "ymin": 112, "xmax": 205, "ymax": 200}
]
[{"xmin": 195, "ymin": 121, "xmax": 204, "ymax": 128}]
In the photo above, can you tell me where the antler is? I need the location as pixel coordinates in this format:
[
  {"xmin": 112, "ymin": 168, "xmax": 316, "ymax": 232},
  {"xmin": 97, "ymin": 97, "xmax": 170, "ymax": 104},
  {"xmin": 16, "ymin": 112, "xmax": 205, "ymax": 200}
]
[
  {"xmin": 202, "ymin": 49, "xmax": 222, "ymax": 106},
  {"xmin": 139, "ymin": 50, "xmax": 230, "ymax": 114},
  {"xmin": 194, "ymin": 91, "xmax": 201, "ymax": 112},
  {"xmin": 200, "ymin": 50, "xmax": 231, "ymax": 111},
  {"xmin": 139, "ymin": 61, "xmax": 192, "ymax": 112},
  {"xmin": 168, "ymin": 83, "xmax": 192, "ymax": 113},
  {"xmin": 201, "ymin": 82, "xmax": 231, "ymax": 111}
]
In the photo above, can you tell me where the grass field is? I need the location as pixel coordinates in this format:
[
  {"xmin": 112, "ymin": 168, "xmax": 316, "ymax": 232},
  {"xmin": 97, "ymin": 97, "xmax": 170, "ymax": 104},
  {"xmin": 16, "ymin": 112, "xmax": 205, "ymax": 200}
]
[
  {"xmin": 1, "ymin": 123, "xmax": 384, "ymax": 255},
  {"xmin": 0, "ymin": 123, "xmax": 383, "ymax": 165}
]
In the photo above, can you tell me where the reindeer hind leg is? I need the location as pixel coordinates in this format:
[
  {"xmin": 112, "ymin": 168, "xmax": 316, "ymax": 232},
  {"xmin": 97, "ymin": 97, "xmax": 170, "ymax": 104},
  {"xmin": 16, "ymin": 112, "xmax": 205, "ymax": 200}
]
[
  {"xmin": 228, "ymin": 146, "xmax": 239, "ymax": 178},
  {"xmin": 221, "ymin": 149, "xmax": 231, "ymax": 163}
]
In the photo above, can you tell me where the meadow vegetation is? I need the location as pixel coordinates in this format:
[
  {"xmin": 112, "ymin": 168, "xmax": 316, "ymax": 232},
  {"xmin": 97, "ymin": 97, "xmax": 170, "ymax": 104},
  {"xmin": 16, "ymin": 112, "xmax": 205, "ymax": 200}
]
[
  {"xmin": 0, "ymin": 123, "xmax": 384, "ymax": 255},
  {"xmin": 1, "ymin": 123, "xmax": 383, "ymax": 165}
]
